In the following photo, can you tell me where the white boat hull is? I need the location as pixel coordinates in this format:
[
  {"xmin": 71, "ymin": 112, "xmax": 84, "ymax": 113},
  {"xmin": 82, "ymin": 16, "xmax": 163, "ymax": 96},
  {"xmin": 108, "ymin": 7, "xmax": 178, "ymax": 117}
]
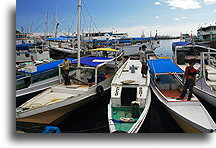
[
  {"xmin": 193, "ymin": 86, "xmax": 216, "ymax": 107},
  {"xmin": 108, "ymin": 59, "xmax": 151, "ymax": 133},
  {"xmin": 16, "ymin": 71, "xmax": 77, "ymax": 97},
  {"xmin": 16, "ymin": 75, "xmax": 113, "ymax": 124},
  {"xmin": 150, "ymin": 82, "xmax": 216, "ymax": 133},
  {"xmin": 108, "ymin": 88, "xmax": 151, "ymax": 133}
]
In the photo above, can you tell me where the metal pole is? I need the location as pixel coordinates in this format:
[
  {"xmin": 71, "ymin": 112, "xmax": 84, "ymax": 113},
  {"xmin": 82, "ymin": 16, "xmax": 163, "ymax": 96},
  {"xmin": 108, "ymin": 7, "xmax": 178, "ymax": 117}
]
[
  {"xmin": 76, "ymin": 0, "xmax": 81, "ymax": 80},
  {"xmin": 58, "ymin": 65, "xmax": 62, "ymax": 83},
  {"xmin": 95, "ymin": 68, "xmax": 97, "ymax": 85}
]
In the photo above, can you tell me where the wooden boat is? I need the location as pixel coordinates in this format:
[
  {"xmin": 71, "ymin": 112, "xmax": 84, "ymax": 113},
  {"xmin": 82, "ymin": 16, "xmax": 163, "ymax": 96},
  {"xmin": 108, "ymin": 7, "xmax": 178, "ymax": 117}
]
[
  {"xmin": 16, "ymin": 0, "xmax": 124, "ymax": 125},
  {"xmin": 16, "ymin": 52, "xmax": 124, "ymax": 124},
  {"xmin": 108, "ymin": 58, "xmax": 151, "ymax": 133},
  {"xmin": 172, "ymin": 42, "xmax": 216, "ymax": 107},
  {"xmin": 147, "ymin": 58, "xmax": 216, "ymax": 133},
  {"xmin": 176, "ymin": 54, "xmax": 216, "ymax": 107}
]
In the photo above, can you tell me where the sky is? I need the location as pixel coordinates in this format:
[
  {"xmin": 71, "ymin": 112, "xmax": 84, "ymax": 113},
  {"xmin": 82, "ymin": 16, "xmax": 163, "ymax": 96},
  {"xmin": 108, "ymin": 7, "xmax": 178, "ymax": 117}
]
[{"xmin": 16, "ymin": 0, "xmax": 216, "ymax": 37}]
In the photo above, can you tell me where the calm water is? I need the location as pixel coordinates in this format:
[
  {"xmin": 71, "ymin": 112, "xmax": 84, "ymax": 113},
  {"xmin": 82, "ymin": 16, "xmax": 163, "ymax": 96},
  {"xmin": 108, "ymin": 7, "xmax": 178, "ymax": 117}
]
[{"xmin": 16, "ymin": 39, "xmax": 216, "ymax": 133}]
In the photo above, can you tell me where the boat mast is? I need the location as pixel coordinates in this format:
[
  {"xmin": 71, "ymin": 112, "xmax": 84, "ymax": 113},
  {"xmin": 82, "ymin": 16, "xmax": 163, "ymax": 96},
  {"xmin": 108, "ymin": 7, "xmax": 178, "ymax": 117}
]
[{"xmin": 76, "ymin": 0, "xmax": 81, "ymax": 80}]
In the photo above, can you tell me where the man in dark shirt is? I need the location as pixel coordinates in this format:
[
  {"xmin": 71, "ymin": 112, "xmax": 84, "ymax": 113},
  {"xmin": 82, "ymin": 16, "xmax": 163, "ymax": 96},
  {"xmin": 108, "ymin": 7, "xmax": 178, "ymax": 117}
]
[{"xmin": 177, "ymin": 60, "xmax": 197, "ymax": 101}]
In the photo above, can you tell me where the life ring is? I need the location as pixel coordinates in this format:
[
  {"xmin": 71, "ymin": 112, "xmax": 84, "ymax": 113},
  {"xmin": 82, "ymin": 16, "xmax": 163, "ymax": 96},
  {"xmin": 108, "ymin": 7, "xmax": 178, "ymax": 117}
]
[
  {"xmin": 38, "ymin": 50, "xmax": 43, "ymax": 54},
  {"xmin": 96, "ymin": 85, "xmax": 104, "ymax": 96}
]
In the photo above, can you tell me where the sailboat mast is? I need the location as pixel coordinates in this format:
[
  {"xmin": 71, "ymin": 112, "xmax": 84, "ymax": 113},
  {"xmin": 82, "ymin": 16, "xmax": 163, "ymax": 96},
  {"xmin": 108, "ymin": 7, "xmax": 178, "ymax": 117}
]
[{"xmin": 76, "ymin": 0, "xmax": 81, "ymax": 80}]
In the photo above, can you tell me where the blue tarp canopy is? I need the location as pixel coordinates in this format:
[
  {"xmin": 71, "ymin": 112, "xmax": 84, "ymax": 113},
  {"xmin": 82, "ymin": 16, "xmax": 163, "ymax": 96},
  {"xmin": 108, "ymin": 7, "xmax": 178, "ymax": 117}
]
[
  {"xmin": 96, "ymin": 42, "xmax": 112, "ymax": 45},
  {"xmin": 132, "ymin": 37, "xmax": 158, "ymax": 41},
  {"xmin": 59, "ymin": 36, "xmax": 77, "ymax": 39},
  {"xmin": 119, "ymin": 40, "xmax": 131, "ymax": 43},
  {"xmin": 147, "ymin": 59, "xmax": 184, "ymax": 75},
  {"xmin": 16, "ymin": 44, "xmax": 37, "ymax": 50},
  {"xmin": 24, "ymin": 58, "xmax": 74, "ymax": 75},
  {"xmin": 47, "ymin": 38, "xmax": 69, "ymax": 41},
  {"xmin": 172, "ymin": 42, "xmax": 207, "ymax": 51},
  {"xmin": 109, "ymin": 39, "xmax": 117, "ymax": 42},
  {"xmin": 71, "ymin": 57, "xmax": 112, "ymax": 67},
  {"xmin": 97, "ymin": 39, "xmax": 108, "ymax": 42}
]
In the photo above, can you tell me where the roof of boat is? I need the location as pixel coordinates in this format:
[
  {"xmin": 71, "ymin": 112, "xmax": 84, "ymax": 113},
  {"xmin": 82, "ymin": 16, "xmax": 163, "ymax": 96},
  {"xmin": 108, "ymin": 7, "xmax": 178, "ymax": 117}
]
[
  {"xmin": 16, "ymin": 43, "xmax": 37, "ymax": 50},
  {"xmin": 112, "ymin": 59, "xmax": 147, "ymax": 85},
  {"xmin": 71, "ymin": 56, "xmax": 113, "ymax": 67},
  {"xmin": 23, "ymin": 58, "xmax": 74, "ymax": 75},
  {"xmin": 172, "ymin": 42, "xmax": 207, "ymax": 51},
  {"xmin": 89, "ymin": 48, "xmax": 120, "ymax": 52},
  {"xmin": 47, "ymin": 38, "xmax": 69, "ymax": 41},
  {"xmin": 147, "ymin": 59, "xmax": 184, "ymax": 75}
]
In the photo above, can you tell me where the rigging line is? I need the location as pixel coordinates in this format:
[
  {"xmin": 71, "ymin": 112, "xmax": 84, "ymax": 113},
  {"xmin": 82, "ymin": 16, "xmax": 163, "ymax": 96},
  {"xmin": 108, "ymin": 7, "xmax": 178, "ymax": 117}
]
[
  {"xmin": 32, "ymin": 21, "xmax": 46, "ymax": 33},
  {"xmin": 81, "ymin": 9, "xmax": 89, "ymax": 32},
  {"xmin": 82, "ymin": 0, "xmax": 100, "ymax": 32},
  {"xmin": 68, "ymin": 7, "xmax": 78, "ymax": 35}
]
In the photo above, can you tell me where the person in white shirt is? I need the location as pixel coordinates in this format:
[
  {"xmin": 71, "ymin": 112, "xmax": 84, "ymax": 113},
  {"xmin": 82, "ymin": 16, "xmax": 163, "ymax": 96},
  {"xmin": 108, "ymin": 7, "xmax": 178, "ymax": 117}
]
[{"xmin": 139, "ymin": 45, "xmax": 148, "ymax": 78}]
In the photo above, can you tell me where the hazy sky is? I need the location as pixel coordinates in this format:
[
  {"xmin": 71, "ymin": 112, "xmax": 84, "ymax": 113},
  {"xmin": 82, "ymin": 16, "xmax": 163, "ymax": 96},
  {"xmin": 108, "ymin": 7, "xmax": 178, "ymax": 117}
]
[{"xmin": 16, "ymin": 0, "xmax": 216, "ymax": 37}]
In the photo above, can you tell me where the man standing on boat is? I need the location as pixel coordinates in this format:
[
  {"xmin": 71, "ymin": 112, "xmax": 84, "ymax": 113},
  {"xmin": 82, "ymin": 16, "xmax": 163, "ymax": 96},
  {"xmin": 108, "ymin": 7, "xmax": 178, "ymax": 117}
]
[
  {"xmin": 139, "ymin": 45, "xmax": 148, "ymax": 78},
  {"xmin": 177, "ymin": 60, "xmax": 198, "ymax": 101},
  {"xmin": 62, "ymin": 56, "xmax": 71, "ymax": 85}
]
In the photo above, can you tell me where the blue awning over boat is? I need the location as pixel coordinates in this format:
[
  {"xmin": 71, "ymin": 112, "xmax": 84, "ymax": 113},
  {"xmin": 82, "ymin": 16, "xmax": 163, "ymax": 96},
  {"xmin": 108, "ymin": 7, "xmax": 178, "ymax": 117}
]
[
  {"xmin": 24, "ymin": 58, "xmax": 74, "ymax": 75},
  {"xmin": 172, "ymin": 42, "xmax": 207, "ymax": 51},
  {"xmin": 132, "ymin": 37, "xmax": 158, "ymax": 41},
  {"xmin": 119, "ymin": 40, "xmax": 131, "ymax": 43},
  {"xmin": 71, "ymin": 57, "xmax": 112, "ymax": 67},
  {"xmin": 147, "ymin": 59, "xmax": 184, "ymax": 75},
  {"xmin": 47, "ymin": 38, "xmax": 69, "ymax": 41},
  {"xmin": 16, "ymin": 44, "xmax": 37, "ymax": 50},
  {"xmin": 60, "ymin": 36, "xmax": 76, "ymax": 38}
]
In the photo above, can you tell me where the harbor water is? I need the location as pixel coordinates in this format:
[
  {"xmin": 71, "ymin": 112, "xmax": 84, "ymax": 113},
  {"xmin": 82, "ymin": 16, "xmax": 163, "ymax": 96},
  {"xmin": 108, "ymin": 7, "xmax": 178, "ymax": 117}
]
[{"xmin": 16, "ymin": 39, "xmax": 216, "ymax": 133}]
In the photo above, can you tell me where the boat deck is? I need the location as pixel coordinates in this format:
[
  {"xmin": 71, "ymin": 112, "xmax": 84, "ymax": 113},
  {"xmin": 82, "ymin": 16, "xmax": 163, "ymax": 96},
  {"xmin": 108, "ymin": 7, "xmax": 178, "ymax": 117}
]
[
  {"xmin": 21, "ymin": 84, "xmax": 90, "ymax": 109},
  {"xmin": 112, "ymin": 107, "xmax": 143, "ymax": 132},
  {"xmin": 160, "ymin": 90, "xmax": 199, "ymax": 102},
  {"xmin": 112, "ymin": 60, "xmax": 147, "ymax": 85}
]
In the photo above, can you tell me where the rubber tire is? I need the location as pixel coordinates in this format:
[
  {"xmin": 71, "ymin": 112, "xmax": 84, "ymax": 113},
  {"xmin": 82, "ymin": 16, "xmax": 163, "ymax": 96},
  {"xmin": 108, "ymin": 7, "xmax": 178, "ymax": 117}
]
[
  {"xmin": 38, "ymin": 50, "xmax": 43, "ymax": 54},
  {"xmin": 96, "ymin": 85, "xmax": 104, "ymax": 97}
]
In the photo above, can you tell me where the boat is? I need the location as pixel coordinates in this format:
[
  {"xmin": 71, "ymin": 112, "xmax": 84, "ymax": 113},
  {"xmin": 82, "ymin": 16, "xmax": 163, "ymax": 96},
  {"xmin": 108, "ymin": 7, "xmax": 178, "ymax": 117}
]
[
  {"xmin": 196, "ymin": 25, "xmax": 216, "ymax": 48},
  {"xmin": 16, "ymin": 58, "xmax": 75, "ymax": 97},
  {"xmin": 47, "ymin": 37, "xmax": 82, "ymax": 56},
  {"xmin": 16, "ymin": 43, "xmax": 50, "ymax": 63},
  {"xmin": 172, "ymin": 41, "xmax": 216, "ymax": 65},
  {"xmin": 147, "ymin": 58, "xmax": 216, "ymax": 133},
  {"xmin": 172, "ymin": 42, "xmax": 216, "ymax": 107},
  {"xmin": 176, "ymin": 52, "xmax": 216, "ymax": 107},
  {"xmin": 16, "ymin": 52, "xmax": 123, "ymax": 124},
  {"xmin": 108, "ymin": 58, "xmax": 151, "ymax": 133}
]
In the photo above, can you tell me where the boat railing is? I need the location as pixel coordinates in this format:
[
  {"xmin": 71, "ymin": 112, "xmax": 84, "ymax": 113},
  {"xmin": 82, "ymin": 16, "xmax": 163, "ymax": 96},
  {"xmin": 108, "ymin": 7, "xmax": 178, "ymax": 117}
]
[
  {"xmin": 200, "ymin": 52, "xmax": 216, "ymax": 78},
  {"xmin": 16, "ymin": 73, "xmax": 32, "ymax": 82},
  {"xmin": 57, "ymin": 52, "xmax": 124, "ymax": 85}
]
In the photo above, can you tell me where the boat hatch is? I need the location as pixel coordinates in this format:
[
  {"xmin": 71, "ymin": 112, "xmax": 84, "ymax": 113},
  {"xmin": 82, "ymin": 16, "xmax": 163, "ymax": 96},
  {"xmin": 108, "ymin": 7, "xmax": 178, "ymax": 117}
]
[{"xmin": 121, "ymin": 88, "xmax": 137, "ymax": 106}]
